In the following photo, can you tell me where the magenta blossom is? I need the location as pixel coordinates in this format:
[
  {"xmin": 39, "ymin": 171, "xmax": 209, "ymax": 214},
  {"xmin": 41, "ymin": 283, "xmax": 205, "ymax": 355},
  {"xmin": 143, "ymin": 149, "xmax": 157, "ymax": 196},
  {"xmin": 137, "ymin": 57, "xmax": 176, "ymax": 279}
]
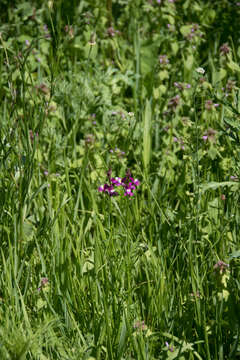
[{"xmin": 98, "ymin": 170, "xmax": 140, "ymax": 197}]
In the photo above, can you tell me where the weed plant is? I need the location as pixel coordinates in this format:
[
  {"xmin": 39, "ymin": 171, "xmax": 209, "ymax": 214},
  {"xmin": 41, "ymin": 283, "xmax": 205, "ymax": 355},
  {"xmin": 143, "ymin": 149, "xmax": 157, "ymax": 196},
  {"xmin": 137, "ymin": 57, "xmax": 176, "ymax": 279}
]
[{"xmin": 0, "ymin": 0, "xmax": 240, "ymax": 359}]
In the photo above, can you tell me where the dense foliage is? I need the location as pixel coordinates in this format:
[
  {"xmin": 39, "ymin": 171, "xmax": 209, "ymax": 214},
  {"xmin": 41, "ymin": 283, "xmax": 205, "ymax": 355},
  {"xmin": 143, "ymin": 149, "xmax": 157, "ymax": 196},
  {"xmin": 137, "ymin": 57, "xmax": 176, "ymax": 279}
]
[{"xmin": 0, "ymin": 0, "xmax": 240, "ymax": 359}]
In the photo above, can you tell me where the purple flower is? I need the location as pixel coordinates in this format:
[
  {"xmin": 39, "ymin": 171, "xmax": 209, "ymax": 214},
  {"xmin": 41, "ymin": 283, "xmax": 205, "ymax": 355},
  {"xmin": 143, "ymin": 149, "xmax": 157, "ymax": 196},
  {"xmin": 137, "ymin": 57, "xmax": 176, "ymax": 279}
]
[
  {"xmin": 220, "ymin": 43, "xmax": 230, "ymax": 55},
  {"xmin": 165, "ymin": 341, "xmax": 174, "ymax": 352},
  {"xmin": 111, "ymin": 177, "xmax": 122, "ymax": 186},
  {"xmin": 174, "ymin": 82, "xmax": 183, "ymax": 90},
  {"xmin": 124, "ymin": 188, "xmax": 134, "ymax": 196},
  {"xmin": 98, "ymin": 170, "xmax": 140, "ymax": 198},
  {"xmin": 107, "ymin": 27, "xmax": 116, "ymax": 37},
  {"xmin": 133, "ymin": 320, "xmax": 147, "ymax": 330},
  {"xmin": 214, "ymin": 260, "xmax": 229, "ymax": 274},
  {"xmin": 168, "ymin": 95, "xmax": 180, "ymax": 110},
  {"xmin": 159, "ymin": 55, "xmax": 169, "ymax": 65},
  {"xmin": 132, "ymin": 178, "xmax": 140, "ymax": 186},
  {"xmin": 38, "ymin": 277, "xmax": 49, "ymax": 291},
  {"xmin": 205, "ymin": 100, "xmax": 213, "ymax": 110},
  {"xmin": 203, "ymin": 128, "xmax": 217, "ymax": 142}
]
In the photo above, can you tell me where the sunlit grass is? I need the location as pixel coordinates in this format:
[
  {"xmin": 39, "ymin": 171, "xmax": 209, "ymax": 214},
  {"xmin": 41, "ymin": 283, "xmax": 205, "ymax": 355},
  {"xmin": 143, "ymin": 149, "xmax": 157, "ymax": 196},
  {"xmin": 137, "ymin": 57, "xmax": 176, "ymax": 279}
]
[{"xmin": 0, "ymin": 0, "xmax": 240, "ymax": 359}]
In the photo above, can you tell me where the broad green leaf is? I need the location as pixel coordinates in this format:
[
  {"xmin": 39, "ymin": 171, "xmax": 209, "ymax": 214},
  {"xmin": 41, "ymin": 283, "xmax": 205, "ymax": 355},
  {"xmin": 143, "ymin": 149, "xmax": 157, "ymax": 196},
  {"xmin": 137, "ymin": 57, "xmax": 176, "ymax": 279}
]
[
  {"xmin": 184, "ymin": 54, "xmax": 194, "ymax": 71},
  {"xmin": 212, "ymin": 68, "xmax": 226, "ymax": 84},
  {"xmin": 200, "ymin": 181, "xmax": 238, "ymax": 192},
  {"xmin": 227, "ymin": 58, "xmax": 240, "ymax": 73},
  {"xmin": 229, "ymin": 250, "xmax": 240, "ymax": 259}
]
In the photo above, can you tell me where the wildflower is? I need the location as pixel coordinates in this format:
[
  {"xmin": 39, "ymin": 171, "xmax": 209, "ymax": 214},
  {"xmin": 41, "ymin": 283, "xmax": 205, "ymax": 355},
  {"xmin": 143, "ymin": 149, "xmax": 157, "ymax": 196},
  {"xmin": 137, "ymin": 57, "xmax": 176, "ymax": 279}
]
[
  {"xmin": 44, "ymin": 170, "xmax": 49, "ymax": 176},
  {"xmin": 174, "ymin": 82, "xmax": 183, "ymax": 90},
  {"xmin": 107, "ymin": 27, "xmax": 116, "ymax": 37},
  {"xmin": 37, "ymin": 277, "xmax": 49, "ymax": 291},
  {"xmin": 25, "ymin": 39, "xmax": 30, "ymax": 46},
  {"xmin": 190, "ymin": 291, "xmax": 200, "ymax": 298},
  {"xmin": 133, "ymin": 320, "xmax": 147, "ymax": 331},
  {"xmin": 226, "ymin": 80, "xmax": 236, "ymax": 92},
  {"xmin": 214, "ymin": 260, "xmax": 229, "ymax": 274},
  {"xmin": 35, "ymin": 83, "xmax": 50, "ymax": 95},
  {"xmin": 220, "ymin": 43, "xmax": 230, "ymax": 55},
  {"xmin": 205, "ymin": 100, "xmax": 213, "ymax": 111},
  {"xmin": 159, "ymin": 55, "xmax": 169, "ymax": 65},
  {"xmin": 98, "ymin": 183, "xmax": 118, "ymax": 196},
  {"xmin": 202, "ymin": 128, "xmax": 217, "ymax": 142},
  {"xmin": 98, "ymin": 169, "xmax": 140, "ymax": 197},
  {"xmin": 85, "ymin": 134, "xmax": 95, "ymax": 145},
  {"xmin": 167, "ymin": 95, "xmax": 180, "ymax": 110},
  {"xmin": 64, "ymin": 25, "xmax": 74, "ymax": 38},
  {"xmin": 186, "ymin": 83, "xmax": 191, "ymax": 89},
  {"xmin": 124, "ymin": 188, "xmax": 134, "ymax": 196},
  {"xmin": 165, "ymin": 342, "xmax": 174, "ymax": 352},
  {"xmin": 196, "ymin": 67, "xmax": 205, "ymax": 74},
  {"xmin": 111, "ymin": 177, "xmax": 122, "ymax": 186}
]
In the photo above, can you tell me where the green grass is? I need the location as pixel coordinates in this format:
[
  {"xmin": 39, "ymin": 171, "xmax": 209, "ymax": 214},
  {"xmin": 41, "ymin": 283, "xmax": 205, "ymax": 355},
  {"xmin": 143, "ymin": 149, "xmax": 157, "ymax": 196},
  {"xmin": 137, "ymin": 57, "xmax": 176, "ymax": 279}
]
[{"xmin": 0, "ymin": 0, "xmax": 240, "ymax": 359}]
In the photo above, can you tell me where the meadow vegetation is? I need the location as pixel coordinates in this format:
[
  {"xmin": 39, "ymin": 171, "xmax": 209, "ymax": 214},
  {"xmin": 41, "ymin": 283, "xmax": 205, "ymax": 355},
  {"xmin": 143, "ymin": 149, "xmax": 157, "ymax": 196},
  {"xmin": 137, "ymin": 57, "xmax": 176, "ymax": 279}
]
[{"xmin": 0, "ymin": 0, "xmax": 240, "ymax": 359}]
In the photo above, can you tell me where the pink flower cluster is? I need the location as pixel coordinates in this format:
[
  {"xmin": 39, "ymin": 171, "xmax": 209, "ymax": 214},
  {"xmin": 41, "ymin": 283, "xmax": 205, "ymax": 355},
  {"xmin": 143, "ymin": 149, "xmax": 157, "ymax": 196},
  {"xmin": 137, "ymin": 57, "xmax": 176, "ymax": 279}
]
[{"xmin": 98, "ymin": 169, "xmax": 140, "ymax": 197}]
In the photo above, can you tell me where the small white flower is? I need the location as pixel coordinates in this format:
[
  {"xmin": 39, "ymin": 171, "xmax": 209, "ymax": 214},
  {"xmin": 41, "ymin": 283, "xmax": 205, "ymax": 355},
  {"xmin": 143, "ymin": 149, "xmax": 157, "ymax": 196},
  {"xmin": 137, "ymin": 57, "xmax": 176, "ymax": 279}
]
[{"xmin": 196, "ymin": 67, "xmax": 205, "ymax": 74}]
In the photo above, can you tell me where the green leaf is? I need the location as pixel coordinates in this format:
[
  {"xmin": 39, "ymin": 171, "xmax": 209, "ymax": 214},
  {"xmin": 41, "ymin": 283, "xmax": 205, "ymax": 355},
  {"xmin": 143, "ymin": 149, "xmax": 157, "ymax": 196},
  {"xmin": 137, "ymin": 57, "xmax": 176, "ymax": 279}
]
[
  {"xmin": 212, "ymin": 68, "xmax": 226, "ymax": 84},
  {"xmin": 184, "ymin": 54, "xmax": 194, "ymax": 71},
  {"xmin": 200, "ymin": 181, "xmax": 238, "ymax": 192},
  {"xmin": 171, "ymin": 42, "xmax": 179, "ymax": 55},
  {"xmin": 180, "ymin": 25, "xmax": 192, "ymax": 37},
  {"xmin": 229, "ymin": 250, "xmax": 240, "ymax": 259},
  {"xmin": 227, "ymin": 58, "xmax": 240, "ymax": 73},
  {"xmin": 159, "ymin": 70, "xmax": 169, "ymax": 81}
]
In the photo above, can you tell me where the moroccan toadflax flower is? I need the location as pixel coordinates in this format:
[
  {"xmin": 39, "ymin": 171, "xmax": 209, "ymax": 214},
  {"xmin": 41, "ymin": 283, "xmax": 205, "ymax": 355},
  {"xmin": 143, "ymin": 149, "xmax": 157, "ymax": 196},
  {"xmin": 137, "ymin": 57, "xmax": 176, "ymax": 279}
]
[{"xmin": 98, "ymin": 169, "xmax": 140, "ymax": 197}]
